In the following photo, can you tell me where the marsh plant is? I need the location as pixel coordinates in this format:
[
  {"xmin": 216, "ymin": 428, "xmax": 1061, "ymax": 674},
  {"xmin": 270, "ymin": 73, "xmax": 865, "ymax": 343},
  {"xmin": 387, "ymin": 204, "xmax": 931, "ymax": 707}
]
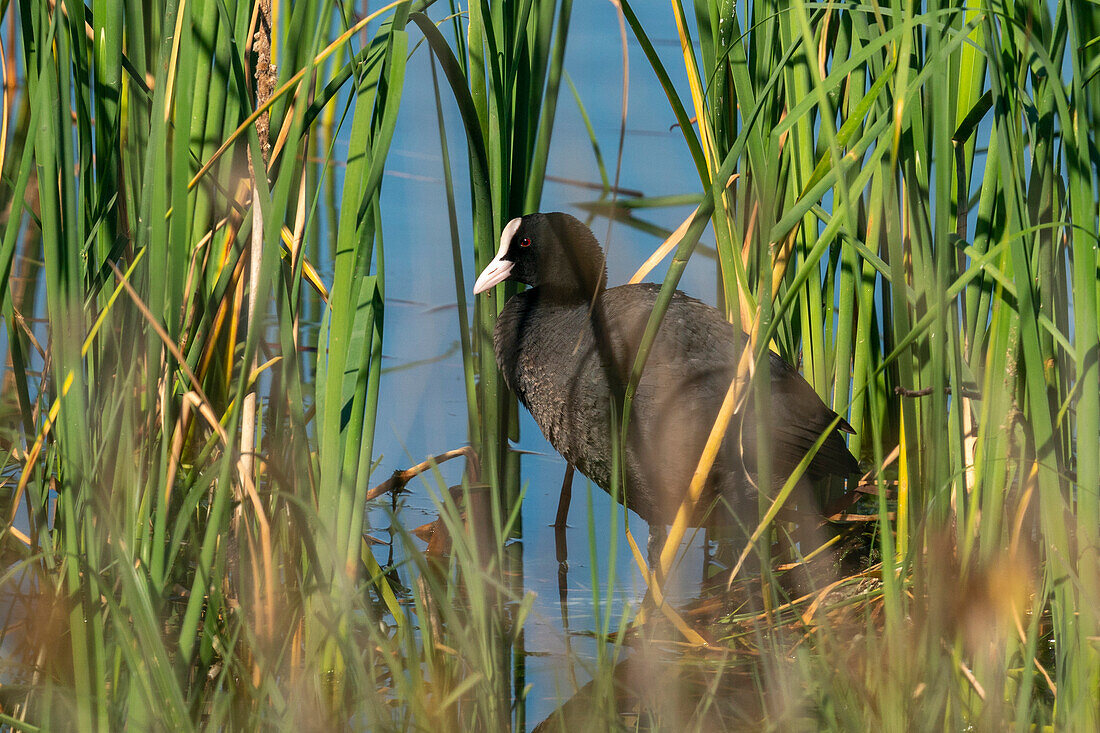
[{"xmin": 0, "ymin": 0, "xmax": 1097, "ymax": 730}]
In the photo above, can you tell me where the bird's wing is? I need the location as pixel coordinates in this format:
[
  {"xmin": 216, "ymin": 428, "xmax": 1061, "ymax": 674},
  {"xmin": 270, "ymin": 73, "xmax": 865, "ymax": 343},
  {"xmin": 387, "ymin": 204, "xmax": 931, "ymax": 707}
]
[{"xmin": 600, "ymin": 285, "xmax": 858, "ymax": 480}]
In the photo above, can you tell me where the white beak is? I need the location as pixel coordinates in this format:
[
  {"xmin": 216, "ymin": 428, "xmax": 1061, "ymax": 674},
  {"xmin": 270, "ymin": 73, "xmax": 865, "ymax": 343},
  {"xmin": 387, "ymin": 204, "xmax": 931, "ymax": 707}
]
[
  {"xmin": 473, "ymin": 218, "xmax": 522, "ymax": 294},
  {"xmin": 472, "ymin": 256, "xmax": 513, "ymax": 294}
]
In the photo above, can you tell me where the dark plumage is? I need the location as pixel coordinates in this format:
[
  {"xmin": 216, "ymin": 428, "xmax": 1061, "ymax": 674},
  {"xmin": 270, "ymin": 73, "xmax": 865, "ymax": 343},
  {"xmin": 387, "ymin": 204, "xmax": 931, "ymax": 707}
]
[{"xmin": 473, "ymin": 212, "xmax": 859, "ymax": 528}]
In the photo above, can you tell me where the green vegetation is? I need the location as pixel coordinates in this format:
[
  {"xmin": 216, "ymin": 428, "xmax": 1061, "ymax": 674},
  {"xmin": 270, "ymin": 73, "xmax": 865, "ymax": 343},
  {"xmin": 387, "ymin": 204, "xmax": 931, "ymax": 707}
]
[{"xmin": 0, "ymin": 0, "xmax": 1097, "ymax": 730}]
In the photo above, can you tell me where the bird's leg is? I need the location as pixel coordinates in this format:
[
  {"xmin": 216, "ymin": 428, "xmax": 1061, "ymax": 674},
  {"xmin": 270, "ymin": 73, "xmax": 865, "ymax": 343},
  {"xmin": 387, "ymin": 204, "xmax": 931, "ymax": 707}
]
[
  {"xmin": 555, "ymin": 513, "xmax": 570, "ymax": 620},
  {"xmin": 553, "ymin": 464, "xmax": 574, "ymax": 528},
  {"xmin": 647, "ymin": 524, "xmax": 668, "ymax": 579},
  {"xmin": 553, "ymin": 466, "xmax": 574, "ymax": 631}
]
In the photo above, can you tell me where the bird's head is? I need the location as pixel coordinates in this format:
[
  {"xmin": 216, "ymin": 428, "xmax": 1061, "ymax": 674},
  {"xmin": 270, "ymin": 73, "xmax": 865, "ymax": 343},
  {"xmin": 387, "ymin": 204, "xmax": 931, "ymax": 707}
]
[{"xmin": 473, "ymin": 213, "xmax": 607, "ymax": 299}]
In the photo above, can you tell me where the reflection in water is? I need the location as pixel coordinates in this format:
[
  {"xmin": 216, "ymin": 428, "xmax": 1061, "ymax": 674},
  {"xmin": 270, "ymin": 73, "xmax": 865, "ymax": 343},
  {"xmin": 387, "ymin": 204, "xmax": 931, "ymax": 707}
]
[
  {"xmin": 380, "ymin": 441, "xmax": 868, "ymax": 730},
  {"xmin": 528, "ymin": 514, "xmax": 878, "ymax": 730},
  {"xmin": 372, "ymin": 447, "xmax": 530, "ymax": 728},
  {"xmin": 531, "ymin": 644, "xmax": 764, "ymax": 732}
]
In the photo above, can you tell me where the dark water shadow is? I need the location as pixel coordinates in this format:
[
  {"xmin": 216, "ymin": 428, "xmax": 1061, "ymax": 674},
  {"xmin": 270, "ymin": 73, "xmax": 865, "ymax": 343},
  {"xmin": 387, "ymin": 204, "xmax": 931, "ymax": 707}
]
[{"xmin": 531, "ymin": 641, "xmax": 764, "ymax": 732}]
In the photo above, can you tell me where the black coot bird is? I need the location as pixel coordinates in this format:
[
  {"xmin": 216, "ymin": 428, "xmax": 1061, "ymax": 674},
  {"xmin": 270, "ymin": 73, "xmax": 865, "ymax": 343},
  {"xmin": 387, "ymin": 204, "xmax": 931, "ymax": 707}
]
[{"xmin": 473, "ymin": 212, "xmax": 859, "ymax": 533}]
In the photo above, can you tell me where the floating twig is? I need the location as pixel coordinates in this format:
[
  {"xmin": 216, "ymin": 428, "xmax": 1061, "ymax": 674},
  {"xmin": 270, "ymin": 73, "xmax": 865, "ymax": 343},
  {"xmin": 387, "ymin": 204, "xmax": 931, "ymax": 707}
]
[{"xmin": 365, "ymin": 446, "xmax": 481, "ymax": 502}]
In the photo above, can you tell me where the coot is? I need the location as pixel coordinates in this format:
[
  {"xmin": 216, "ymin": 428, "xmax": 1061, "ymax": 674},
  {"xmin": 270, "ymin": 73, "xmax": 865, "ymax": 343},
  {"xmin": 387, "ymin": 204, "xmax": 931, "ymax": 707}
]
[{"xmin": 473, "ymin": 213, "xmax": 859, "ymax": 530}]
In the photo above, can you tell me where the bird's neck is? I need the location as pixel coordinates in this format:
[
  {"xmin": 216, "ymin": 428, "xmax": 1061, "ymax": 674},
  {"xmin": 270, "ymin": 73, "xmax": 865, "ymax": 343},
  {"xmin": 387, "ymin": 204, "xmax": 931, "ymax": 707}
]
[{"xmin": 532, "ymin": 270, "xmax": 607, "ymax": 304}]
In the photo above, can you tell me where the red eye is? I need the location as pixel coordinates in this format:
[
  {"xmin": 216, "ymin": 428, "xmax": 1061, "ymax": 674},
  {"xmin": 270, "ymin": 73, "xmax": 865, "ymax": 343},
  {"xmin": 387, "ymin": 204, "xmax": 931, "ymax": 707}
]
[{"xmin": 519, "ymin": 237, "xmax": 531, "ymax": 248}]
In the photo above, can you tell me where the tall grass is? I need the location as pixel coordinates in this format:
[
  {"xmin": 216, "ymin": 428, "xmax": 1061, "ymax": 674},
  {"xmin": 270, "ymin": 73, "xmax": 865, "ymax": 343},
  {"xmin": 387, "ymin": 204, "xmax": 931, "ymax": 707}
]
[
  {"xmin": 0, "ymin": 0, "xmax": 1097, "ymax": 730},
  {"xmin": 612, "ymin": 0, "xmax": 1100, "ymax": 728},
  {"xmin": 416, "ymin": 0, "xmax": 572, "ymax": 508},
  {"xmin": 415, "ymin": 2, "xmax": 573, "ymax": 727},
  {"xmin": 1, "ymin": 0, "xmax": 577, "ymax": 729},
  {"xmin": 0, "ymin": 0, "xmax": 433, "ymax": 727}
]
